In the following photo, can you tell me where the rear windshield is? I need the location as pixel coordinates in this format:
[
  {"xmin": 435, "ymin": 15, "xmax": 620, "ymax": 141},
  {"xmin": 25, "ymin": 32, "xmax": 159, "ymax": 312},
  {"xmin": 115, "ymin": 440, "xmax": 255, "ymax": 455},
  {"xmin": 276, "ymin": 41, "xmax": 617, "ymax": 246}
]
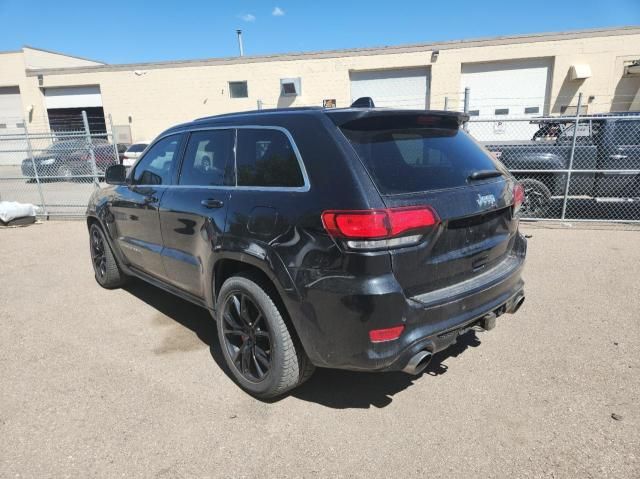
[{"xmin": 340, "ymin": 123, "xmax": 500, "ymax": 195}]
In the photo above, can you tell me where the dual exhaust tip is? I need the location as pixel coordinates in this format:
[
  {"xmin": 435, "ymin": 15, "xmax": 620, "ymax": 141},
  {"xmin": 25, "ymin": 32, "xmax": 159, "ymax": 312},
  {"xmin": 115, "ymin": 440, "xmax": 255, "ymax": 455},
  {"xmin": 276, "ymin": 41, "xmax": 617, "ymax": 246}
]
[
  {"xmin": 402, "ymin": 350, "xmax": 432, "ymax": 375},
  {"xmin": 402, "ymin": 293, "xmax": 525, "ymax": 376},
  {"xmin": 509, "ymin": 294, "xmax": 525, "ymax": 314}
]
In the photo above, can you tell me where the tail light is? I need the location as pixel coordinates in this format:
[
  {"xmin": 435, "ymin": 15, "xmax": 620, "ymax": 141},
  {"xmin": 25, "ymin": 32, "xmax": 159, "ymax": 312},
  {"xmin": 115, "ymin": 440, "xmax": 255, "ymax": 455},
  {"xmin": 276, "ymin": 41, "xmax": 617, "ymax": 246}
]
[
  {"xmin": 369, "ymin": 325, "xmax": 405, "ymax": 343},
  {"xmin": 513, "ymin": 183, "xmax": 525, "ymax": 214},
  {"xmin": 322, "ymin": 206, "xmax": 438, "ymax": 250}
]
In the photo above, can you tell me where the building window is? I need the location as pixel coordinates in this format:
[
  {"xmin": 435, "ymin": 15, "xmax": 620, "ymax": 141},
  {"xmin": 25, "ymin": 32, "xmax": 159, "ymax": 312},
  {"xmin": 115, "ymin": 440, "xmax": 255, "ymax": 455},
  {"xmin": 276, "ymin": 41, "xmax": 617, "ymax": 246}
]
[
  {"xmin": 524, "ymin": 107, "xmax": 540, "ymax": 114},
  {"xmin": 468, "ymin": 110, "xmax": 480, "ymax": 117},
  {"xmin": 229, "ymin": 81, "xmax": 248, "ymax": 98},
  {"xmin": 280, "ymin": 78, "xmax": 301, "ymax": 96},
  {"xmin": 494, "ymin": 108, "xmax": 509, "ymax": 115}
]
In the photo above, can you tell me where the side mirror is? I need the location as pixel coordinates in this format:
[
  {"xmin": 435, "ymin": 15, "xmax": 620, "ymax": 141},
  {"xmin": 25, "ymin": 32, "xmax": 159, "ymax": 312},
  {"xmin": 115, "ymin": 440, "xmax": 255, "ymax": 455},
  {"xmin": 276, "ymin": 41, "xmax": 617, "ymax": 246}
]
[{"xmin": 105, "ymin": 164, "xmax": 128, "ymax": 185}]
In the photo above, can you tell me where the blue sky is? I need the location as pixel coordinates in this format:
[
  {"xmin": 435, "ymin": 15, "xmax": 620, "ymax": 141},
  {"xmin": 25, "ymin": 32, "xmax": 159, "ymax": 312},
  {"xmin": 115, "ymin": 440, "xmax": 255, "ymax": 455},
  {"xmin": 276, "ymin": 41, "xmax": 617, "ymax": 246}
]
[{"xmin": 0, "ymin": 0, "xmax": 638, "ymax": 64}]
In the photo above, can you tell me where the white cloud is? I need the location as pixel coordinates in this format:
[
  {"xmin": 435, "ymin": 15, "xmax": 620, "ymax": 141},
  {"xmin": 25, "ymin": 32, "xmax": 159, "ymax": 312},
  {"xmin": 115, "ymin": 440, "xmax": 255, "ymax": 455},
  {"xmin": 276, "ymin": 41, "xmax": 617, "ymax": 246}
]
[
  {"xmin": 272, "ymin": 6, "xmax": 285, "ymax": 16},
  {"xmin": 240, "ymin": 13, "xmax": 256, "ymax": 22}
]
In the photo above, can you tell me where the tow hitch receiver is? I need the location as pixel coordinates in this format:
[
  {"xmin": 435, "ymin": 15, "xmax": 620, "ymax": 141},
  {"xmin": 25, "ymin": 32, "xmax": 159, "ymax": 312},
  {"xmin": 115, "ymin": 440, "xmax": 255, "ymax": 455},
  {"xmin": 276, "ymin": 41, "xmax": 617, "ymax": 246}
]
[{"xmin": 481, "ymin": 312, "xmax": 497, "ymax": 331}]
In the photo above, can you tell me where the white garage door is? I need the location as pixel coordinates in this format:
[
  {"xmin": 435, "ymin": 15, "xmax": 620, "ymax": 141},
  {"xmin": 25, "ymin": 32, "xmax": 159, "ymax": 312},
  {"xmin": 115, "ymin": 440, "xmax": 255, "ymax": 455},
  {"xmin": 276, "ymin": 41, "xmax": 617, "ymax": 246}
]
[
  {"xmin": 44, "ymin": 86, "xmax": 105, "ymax": 133},
  {"xmin": 0, "ymin": 86, "xmax": 24, "ymax": 128},
  {"xmin": 44, "ymin": 86, "xmax": 103, "ymax": 109},
  {"xmin": 0, "ymin": 86, "xmax": 26, "ymax": 166},
  {"xmin": 461, "ymin": 58, "xmax": 551, "ymax": 140},
  {"xmin": 350, "ymin": 68, "xmax": 429, "ymax": 109}
]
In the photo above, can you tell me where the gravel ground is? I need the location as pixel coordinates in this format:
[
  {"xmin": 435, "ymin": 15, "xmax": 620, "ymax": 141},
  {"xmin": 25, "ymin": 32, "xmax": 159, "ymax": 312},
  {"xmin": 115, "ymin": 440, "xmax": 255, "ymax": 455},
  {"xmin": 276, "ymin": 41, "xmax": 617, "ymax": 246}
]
[{"xmin": 1, "ymin": 221, "xmax": 638, "ymax": 478}]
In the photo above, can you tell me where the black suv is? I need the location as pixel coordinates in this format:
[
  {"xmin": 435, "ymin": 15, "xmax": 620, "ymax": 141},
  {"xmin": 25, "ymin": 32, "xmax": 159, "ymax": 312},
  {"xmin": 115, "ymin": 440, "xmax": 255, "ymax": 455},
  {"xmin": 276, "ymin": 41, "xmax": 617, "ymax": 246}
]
[{"xmin": 87, "ymin": 106, "xmax": 527, "ymax": 398}]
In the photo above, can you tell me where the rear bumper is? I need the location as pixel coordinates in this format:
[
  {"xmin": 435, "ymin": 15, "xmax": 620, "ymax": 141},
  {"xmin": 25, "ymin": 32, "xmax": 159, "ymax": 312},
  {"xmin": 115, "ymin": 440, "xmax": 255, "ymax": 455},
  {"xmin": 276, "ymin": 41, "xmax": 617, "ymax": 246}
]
[{"xmin": 294, "ymin": 233, "xmax": 527, "ymax": 372}]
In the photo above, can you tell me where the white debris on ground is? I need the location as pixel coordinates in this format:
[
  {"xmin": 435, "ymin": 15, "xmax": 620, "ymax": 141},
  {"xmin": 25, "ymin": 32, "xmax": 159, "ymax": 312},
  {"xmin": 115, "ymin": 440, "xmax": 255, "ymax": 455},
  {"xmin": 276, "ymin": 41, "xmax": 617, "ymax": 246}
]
[{"xmin": 0, "ymin": 201, "xmax": 40, "ymax": 224}]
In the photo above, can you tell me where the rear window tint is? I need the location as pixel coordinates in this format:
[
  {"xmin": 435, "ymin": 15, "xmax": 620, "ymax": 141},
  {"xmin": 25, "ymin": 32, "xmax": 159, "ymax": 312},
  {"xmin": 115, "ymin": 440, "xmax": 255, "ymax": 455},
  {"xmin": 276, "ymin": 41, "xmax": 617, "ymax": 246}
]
[{"xmin": 340, "ymin": 125, "xmax": 499, "ymax": 195}]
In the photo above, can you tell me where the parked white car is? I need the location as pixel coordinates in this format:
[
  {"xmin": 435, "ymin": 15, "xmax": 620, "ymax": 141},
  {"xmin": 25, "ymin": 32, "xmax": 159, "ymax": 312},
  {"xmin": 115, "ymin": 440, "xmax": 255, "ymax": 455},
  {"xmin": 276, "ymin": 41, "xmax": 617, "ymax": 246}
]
[{"xmin": 122, "ymin": 142, "xmax": 149, "ymax": 167}]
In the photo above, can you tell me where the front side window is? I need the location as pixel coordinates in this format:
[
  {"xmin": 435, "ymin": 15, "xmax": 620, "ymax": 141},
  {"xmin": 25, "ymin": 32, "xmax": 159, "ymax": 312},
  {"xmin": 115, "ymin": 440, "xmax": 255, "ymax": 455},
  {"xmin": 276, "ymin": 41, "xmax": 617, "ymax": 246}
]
[
  {"xmin": 611, "ymin": 121, "xmax": 640, "ymax": 145},
  {"xmin": 179, "ymin": 130, "xmax": 234, "ymax": 186},
  {"xmin": 48, "ymin": 139, "xmax": 84, "ymax": 154},
  {"xmin": 236, "ymin": 129, "xmax": 304, "ymax": 188},
  {"xmin": 132, "ymin": 135, "xmax": 181, "ymax": 185}
]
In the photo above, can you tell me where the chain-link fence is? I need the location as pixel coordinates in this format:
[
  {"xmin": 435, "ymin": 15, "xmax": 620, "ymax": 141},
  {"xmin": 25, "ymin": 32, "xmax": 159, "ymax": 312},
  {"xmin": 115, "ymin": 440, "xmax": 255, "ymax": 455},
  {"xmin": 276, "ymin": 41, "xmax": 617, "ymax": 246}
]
[
  {"xmin": 1, "ymin": 103, "xmax": 639, "ymax": 223},
  {"xmin": 0, "ymin": 112, "xmax": 124, "ymax": 217},
  {"xmin": 472, "ymin": 111, "xmax": 640, "ymax": 223}
]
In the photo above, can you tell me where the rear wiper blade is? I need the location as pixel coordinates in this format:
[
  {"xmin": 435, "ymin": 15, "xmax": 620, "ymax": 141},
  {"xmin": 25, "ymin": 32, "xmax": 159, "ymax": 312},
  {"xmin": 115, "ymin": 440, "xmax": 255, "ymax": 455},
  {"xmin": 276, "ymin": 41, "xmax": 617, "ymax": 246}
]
[{"xmin": 467, "ymin": 170, "xmax": 503, "ymax": 181}]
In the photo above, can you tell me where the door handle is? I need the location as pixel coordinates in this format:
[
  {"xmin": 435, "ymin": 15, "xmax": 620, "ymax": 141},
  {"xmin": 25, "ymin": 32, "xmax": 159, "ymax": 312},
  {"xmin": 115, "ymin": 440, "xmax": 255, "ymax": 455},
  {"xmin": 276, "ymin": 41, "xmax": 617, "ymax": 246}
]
[{"xmin": 201, "ymin": 198, "xmax": 224, "ymax": 209}]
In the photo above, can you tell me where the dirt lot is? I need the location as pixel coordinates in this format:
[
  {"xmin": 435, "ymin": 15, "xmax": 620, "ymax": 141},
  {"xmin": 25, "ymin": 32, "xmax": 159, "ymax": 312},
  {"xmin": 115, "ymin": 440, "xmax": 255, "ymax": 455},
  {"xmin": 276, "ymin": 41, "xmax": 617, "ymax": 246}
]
[{"xmin": 1, "ymin": 221, "xmax": 638, "ymax": 478}]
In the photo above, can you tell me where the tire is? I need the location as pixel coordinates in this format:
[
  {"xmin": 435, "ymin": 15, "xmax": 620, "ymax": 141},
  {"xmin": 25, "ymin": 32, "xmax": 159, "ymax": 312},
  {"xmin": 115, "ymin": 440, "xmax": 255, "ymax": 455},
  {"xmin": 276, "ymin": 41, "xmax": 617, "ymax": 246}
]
[
  {"xmin": 519, "ymin": 178, "xmax": 552, "ymax": 218},
  {"xmin": 89, "ymin": 223, "xmax": 128, "ymax": 289},
  {"xmin": 216, "ymin": 273, "xmax": 314, "ymax": 399},
  {"xmin": 57, "ymin": 164, "xmax": 73, "ymax": 181}
]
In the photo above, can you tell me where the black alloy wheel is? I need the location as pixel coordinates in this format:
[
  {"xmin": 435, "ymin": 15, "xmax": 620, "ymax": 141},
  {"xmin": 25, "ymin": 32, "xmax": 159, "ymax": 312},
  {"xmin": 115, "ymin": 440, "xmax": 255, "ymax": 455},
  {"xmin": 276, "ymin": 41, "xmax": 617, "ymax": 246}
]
[
  {"xmin": 90, "ymin": 227, "xmax": 107, "ymax": 279},
  {"xmin": 221, "ymin": 292, "xmax": 273, "ymax": 382}
]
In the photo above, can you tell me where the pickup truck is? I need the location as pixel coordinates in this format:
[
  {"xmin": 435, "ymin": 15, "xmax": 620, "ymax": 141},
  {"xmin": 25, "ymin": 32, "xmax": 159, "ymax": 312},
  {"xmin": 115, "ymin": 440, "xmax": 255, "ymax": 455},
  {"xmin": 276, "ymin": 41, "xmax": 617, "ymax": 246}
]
[{"xmin": 484, "ymin": 113, "xmax": 640, "ymax": 218}]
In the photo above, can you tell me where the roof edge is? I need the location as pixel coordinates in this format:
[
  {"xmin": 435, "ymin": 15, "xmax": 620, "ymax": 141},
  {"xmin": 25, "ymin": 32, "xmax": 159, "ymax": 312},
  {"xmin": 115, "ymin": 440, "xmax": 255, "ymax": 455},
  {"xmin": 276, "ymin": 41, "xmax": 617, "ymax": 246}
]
[
  {"xmin": 25, "ymin": 25, "xmax": 640, "ymax": 77},
  {"xmin": 22, "ymin": 45, "xmax": 106, "ymax": 65}
]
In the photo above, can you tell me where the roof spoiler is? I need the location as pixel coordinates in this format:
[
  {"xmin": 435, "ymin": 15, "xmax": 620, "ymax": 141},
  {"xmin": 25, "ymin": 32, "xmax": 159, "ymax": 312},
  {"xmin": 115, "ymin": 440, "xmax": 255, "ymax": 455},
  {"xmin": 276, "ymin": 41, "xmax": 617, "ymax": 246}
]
[
  {"xmin": 351, "ymin": 97, "xmax": 376, "ymax": 108},
  {"xmin": 327, "ymin": 109, "xmax": 469, "ymax": 129}
]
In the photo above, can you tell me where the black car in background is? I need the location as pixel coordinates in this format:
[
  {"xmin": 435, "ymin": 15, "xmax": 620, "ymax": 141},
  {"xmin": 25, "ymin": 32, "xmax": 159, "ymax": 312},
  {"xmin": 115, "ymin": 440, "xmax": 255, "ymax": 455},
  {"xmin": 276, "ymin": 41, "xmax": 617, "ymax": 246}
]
[
  {"xmin": 21, "ymin": 138, "xmax": 126, "ymax": 180},
  {"xmin": 486, "ymin": 113, "xmax": 640, "ymax": 218},
  {"xmin": 87, "ymin": 105, "xmax": 527, "ymax": 398}
]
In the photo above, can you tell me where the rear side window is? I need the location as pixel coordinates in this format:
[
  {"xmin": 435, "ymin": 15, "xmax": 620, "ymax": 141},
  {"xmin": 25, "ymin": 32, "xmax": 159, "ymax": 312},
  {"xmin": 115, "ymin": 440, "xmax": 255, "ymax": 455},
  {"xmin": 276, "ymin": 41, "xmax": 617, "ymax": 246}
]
[
  {"xmin": 179, "ymin": 130, "xmax": 234, "ymax": 186},
  {"xmin": 340, "ymin": 123, "xmax": 499, "ymax": 195},
  {"xmin": 236, "ymin": 129, "xmax": 304, "ymax": 188}
]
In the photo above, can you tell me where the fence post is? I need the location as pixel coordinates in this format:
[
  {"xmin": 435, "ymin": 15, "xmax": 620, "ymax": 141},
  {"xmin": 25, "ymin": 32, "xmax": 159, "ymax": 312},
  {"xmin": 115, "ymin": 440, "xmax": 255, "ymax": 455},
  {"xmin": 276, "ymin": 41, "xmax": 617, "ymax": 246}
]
[
  {"xmin": 443, "ymin": 96, "xmax": 449, "ymax": 111},
  {"xmin": 108, "ymin": 113, "xmax": 120, "ymax": 165},
  {"xmin": 560, "ymin": 92, "xmax": 583, "ymax": 220},
  {"xmin": 257, "ymin": 99, "xmax": 263, "ymax": 110},
  {"xmin": 82, "ymin": 110, "xmax": 99, "ymax": 187},
  {"xmin": 463, "ymin": 87, "xmax": 470, "ymax": 131},
  {"xmin": 24, "ymin": 124, "xmax": 48, "ymax": 217}
]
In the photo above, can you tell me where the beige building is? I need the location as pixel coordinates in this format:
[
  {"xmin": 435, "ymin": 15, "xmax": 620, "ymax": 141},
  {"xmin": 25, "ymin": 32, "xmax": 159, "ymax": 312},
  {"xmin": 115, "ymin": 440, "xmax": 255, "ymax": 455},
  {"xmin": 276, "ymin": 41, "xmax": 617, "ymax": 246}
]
[{"xmin": 1, "ymin": 26, "xmax": 639, "ymax": 143}]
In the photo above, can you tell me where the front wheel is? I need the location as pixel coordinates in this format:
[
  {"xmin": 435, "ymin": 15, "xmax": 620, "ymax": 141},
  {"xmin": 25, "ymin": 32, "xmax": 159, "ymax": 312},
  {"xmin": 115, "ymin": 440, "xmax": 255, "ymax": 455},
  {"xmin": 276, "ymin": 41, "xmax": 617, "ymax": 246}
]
[
  {"xmin": 89, "ymin": 223, "xmax": 128, "ymax": 289},
  {"xmin": 216, "ymin": 274, "xmax": 314, "ymax": 399}
]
